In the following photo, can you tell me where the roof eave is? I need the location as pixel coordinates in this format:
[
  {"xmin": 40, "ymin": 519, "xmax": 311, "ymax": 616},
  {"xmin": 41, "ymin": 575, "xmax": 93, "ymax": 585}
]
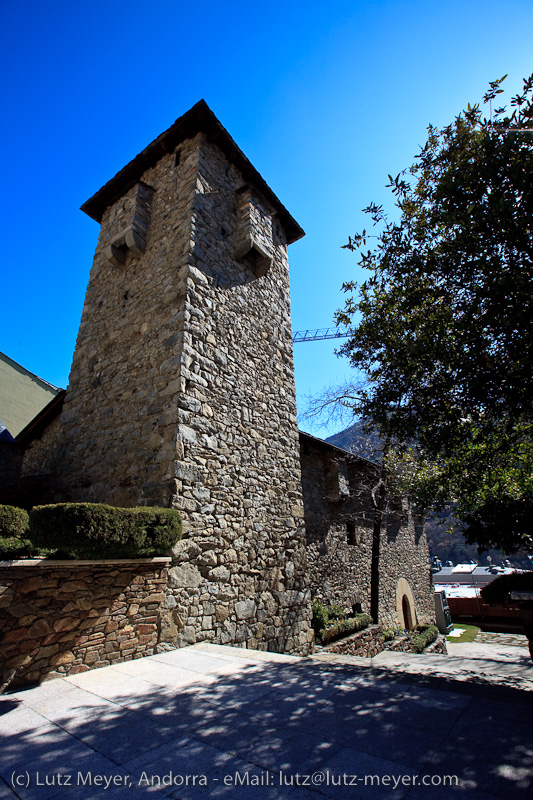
[
  {"xmin": 16, "ymin": 390, "xmax": 66, "ymax": 446},
  {"xmin": 298, "ymin": 429, "xmax": 378, "ymax": 470},
  {"xmin": 81, "ymin": 100, "xmax": 304, "ymax": 245}
]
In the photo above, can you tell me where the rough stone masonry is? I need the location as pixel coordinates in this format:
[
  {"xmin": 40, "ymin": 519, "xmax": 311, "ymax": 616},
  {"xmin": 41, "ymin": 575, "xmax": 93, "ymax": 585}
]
[
  {"xmin": 34, "ymin": 101, "xmax": 313, "ymax": 655},
  {"xmin": 14, "ymin": 101, "xmax": 436, "ymax": 657}
]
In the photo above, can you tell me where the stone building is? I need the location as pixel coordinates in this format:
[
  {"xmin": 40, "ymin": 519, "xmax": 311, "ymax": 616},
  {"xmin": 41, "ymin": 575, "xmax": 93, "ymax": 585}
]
[
  {"xmin": 17, "ymin": 101, "xmax": 313, "ymax": 655},
  {"xmin": 4, "ymin": 101, "xmax": 434, "ymax": 655},
  {"xmin": 300, "ymin": 432, "xmax": 434, "ymax": 629}
]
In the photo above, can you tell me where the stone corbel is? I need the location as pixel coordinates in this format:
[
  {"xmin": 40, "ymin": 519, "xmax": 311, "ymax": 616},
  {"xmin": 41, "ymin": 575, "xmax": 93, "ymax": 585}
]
[
  {"xmin": 235, "ymin": 234, "xmax": 272, "ymax": 278},
  {"xmin": 107, "ymin": 182, "xmax": 154, "ymax": 267},
  {"xmin": 235, "ymin": 185, "xmax": 273, "ymax": 278}
]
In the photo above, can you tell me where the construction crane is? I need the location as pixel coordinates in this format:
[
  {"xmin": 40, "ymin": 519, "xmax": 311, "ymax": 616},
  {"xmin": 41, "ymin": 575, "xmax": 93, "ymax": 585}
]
[{"xmin": 292, "ymin": 327, "xmax": 351, "ymax": 343}]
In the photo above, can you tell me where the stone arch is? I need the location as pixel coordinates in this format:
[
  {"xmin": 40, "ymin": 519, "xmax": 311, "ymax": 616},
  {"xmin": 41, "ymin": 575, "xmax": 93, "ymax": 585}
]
[{"xmin": 396, "ymin": 577, "xmax": 417, "ymax": 630}]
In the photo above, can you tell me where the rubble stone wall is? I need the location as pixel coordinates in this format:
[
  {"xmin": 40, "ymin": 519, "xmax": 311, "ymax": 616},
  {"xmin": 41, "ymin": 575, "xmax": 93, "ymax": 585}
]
[
  {"xmin": 0, "ymin": 559, "xmax": 170, "ymax": 690},
  {"xmin": 380, "ymin": 506, "xmax": 435, "ymax": 628},
  {"xmin": 20, "ymin": 127, "xmax": 312, "ymax": 655},
  {"xmin": 301, "ymin": 436, "xmax": 434, "ymax": 628},
  {"xmin": 162, "ymin": 137, "xmax": 310, "ymax": 655},
  {"xmin": 301, "ymin": 437, "xmax": 374, "ymax": 616}
]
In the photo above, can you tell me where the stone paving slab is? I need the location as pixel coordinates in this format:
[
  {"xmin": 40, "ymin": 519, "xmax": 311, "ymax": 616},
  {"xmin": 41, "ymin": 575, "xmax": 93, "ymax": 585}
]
[
  {"xmin": 474, "ymin": 632, "xmax": 529, "ymax": 648},
  {"xmin": 446, "ymin": 641, "xmax": 531, "ymax": 663},
  {"xmin": 311, "ymin": 638, "xmax": 533, "ymax": 693},
  {"xmin": 0, "ymin": 643, "xmax": 532, "ymax": 799},
  {"xmin": 368, "ymin": 647, "xmax": 533, "ymax": 692},
  {"xmin": 0, "ymin": 777, "xmax": 18, "ymax": 800}
]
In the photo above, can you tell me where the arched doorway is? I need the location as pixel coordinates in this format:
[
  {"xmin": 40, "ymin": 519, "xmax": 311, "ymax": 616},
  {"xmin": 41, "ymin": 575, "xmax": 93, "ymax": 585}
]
[
  {"xmin": 402, "ymin": 594, "xmax": 414, "ymax": 630},
  {"xmin": 396, "ymin": 577, "xmax": 417, "ymax": 630}
]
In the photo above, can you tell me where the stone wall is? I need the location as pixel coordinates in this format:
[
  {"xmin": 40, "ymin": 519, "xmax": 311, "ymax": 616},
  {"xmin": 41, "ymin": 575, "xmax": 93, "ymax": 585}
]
[
  {"xmin": 379, "ymin": 503, "xmax": 435, "ymax": 628},
  {"xmin": 322, "ymin": 624, "xmax": 390, "ymax": 658},
  {"xmin": 20, "ymin": 104, "xmax": 312, "ymax": 656},
  {"xmin": 20, "ymin": 416, "xmax": 62, "ymax": 484},
  {"xmin": 0, "ymin": 558, "xmax": 170, "ymax": 690},
  {"xmin": 301, "ymin": 434, "xmax": 374, "ymax": 615},
  {"xmin": 301, "ymin": 433, "xmax": 435, "ymax": 629},
  {"xmin": 321, "ymin": 626, "xmax": 447, "ymax": 658},
  {"xmin": 426, "ymin": 635, "xmax": 448, "ymax": 655}
]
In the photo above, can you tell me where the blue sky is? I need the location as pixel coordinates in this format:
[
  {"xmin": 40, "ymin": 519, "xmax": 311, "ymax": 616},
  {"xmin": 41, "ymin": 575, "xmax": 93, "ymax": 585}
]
[{"xmin": 2, "ymin": 0, "xmax": 532, "ymax": 438}]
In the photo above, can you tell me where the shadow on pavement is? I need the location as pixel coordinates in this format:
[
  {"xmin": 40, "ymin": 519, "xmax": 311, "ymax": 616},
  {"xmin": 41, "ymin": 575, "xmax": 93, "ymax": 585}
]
[{"xmin": 0, "ymin": 649, "xmax": 532, "ymax": 800}]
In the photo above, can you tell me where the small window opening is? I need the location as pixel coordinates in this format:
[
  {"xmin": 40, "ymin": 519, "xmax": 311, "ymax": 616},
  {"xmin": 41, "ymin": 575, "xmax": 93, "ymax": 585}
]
[
  {"xmin": 346, "ymin": 521, "xmax": 357, "ymax": 546},
  {"xmin": 174, "ymin": 149, "xmax": 181, "ymax": 167}
]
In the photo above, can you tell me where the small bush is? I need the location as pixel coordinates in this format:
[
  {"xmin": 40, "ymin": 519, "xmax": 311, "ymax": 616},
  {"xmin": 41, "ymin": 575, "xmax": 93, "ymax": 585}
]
[
  {"xmin": 312, "ymin": 599, "xmax": 372, "ymax": 644},
  {"xmin": 0, "ymin": 535, "xmax": 32, "ymax": 559},
  {"xmin": 28, "ymin": 503, "xmax": 182, "ymax": 559},
  {"xmin": 311, "ymin": 600, "xmax": 351, "ymax": 636},
  {"xmin": 481, "ymin": 573, "xmax": 533, "ymax": 605},
  {"xmin": 311, "ymin": 599, "xmax": 329, "ymax": 635},
  {"xmin": 0, "ymin": 505, "xmax": 30, "ymax": 538},
  {"xmin": 382, "ymin": 627, "xmax": 397, "ymax": 642},
  {"xmin": 325, "ymin": 604, "xmax": 346, "ymax": 621},
  {"xmin": 0, "ymin": 505, "xmax": 32, "ymax": 559},
  {"xmin": 410, "ymin": 625, "xmax": 438, "ymax": 653},
  {"xmin": 319, "ymin": 613, "xmax": 373, "ymax": 645}
]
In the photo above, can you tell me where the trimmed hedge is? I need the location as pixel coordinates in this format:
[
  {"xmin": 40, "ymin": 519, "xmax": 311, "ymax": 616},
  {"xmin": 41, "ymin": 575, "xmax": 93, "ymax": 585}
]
[
  {"xmin": 481, "ymin": 573, "xmax": 533, "ymax": 605},
  {"xmin": 28, "ymin": 503, "xmax": 182, "ymax": 559},
  {"xmin": 0, "ymin": 505, "xmax": 32, "ymax": 559},
  {"xmin": 410, "ymin": 625, "xmax": 438, "ymax": 653},
  {"xmin": 319, "ymin": 613, "xmax": 373, "ymax": 645}
]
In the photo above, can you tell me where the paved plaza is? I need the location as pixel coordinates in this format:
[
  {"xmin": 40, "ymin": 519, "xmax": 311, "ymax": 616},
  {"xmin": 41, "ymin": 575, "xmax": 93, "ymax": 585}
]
[{"xmin": 1, "ymin": 642, "xmax": 532, "ymax": 800}]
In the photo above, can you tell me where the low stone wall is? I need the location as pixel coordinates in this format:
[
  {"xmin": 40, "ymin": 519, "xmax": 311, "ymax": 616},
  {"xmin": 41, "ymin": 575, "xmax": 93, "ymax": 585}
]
[
  {"xmin": 322, "ymin": 625, "xmax": 388, "ymax": 658},
  {"xmin": 0, "ymin": 558, "xmax": 170, "ymax": 690},
  {"xmin": 382, "ymin": 636, "xmax": 413, "ymax": 654},
  {"xmin": 425, "ymin": 635, "xmax": 448, "ymax": 655},
  {"xmin": 321, "ymin": 626, "xmax": 448, "ymax": 658}
]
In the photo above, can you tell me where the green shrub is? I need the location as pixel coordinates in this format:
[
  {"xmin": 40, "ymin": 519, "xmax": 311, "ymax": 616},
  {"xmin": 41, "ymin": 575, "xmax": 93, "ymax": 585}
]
[
  {"xmin": 319, "ymin": 613, "xmax": 373, "ymax": 645},
  {"xmin": 28, "ymin": 503, "xmax": 182, "ymax": 559},
  {"xmin": 410, "ymin": 625, "xmax": 439, "ymax": 653},
  {"xmin": 382, "ymin": 626, "xmax": 397, "ymax": 642},
  {"xmin": 312, "ymin": 598, "xmax": 372, "ymax": 644},
  {"xmin": 0, "ymin": 505, "xmax": 30, "ymax": 538},
  {"xmin": 0, "ymin": 505, "xmax": 32, "ymax": 559},
  {"xmin": 311, "ymin": 600, "xmax": 350, "ymax": 636},
  {"xmin": 481, "ymin": 573, "xmax": 533, "ymax": 605},
  {"xmin": 0, "ymin": 535, "xmax": 32, "ymax": 559},
  {"xmin": 311, "ymin": 599, "xmax": 329, "ymax": 635},
  {"xmin": 325, "ymin": 604, "xmax": 346, "ymax": 621}
]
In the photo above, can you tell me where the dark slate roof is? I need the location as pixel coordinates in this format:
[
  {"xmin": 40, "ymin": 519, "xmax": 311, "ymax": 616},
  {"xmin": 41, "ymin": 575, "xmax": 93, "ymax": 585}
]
[
  {"xmin": 81, "ymin": 100, "xmax": 305, "ymax": 245},
  {"xmin": 298, "ymin": 430, "xmax": 378, "ymax": 470}
]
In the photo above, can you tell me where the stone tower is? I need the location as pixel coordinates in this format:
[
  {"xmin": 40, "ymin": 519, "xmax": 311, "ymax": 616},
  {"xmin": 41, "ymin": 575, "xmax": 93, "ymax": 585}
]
[{"xmin": 53, "ymin": 101, "xmax": 312, "ymax": 653}]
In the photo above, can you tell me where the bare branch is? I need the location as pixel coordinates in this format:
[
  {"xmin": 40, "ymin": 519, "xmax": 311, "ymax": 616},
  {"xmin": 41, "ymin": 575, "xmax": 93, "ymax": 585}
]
[{"xmin": 300, "ymin": 378, "xmax": 366, "ymax": 430}]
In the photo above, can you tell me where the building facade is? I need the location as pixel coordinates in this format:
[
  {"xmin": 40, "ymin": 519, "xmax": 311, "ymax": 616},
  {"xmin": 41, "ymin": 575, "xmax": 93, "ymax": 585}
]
[
  {"xmin": 6, "ymin": 103, "xmax": 434, "ymax": 654},
  {"xmin": 300, "ymin": 432, "xmax": 435, "ymax": 629}
]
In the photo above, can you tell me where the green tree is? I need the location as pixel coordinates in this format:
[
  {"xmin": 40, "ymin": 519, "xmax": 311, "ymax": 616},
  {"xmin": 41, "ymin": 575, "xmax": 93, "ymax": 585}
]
[{"xmin": 337, "ymin": 74, "xmax": 533, "ymax": 554}]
